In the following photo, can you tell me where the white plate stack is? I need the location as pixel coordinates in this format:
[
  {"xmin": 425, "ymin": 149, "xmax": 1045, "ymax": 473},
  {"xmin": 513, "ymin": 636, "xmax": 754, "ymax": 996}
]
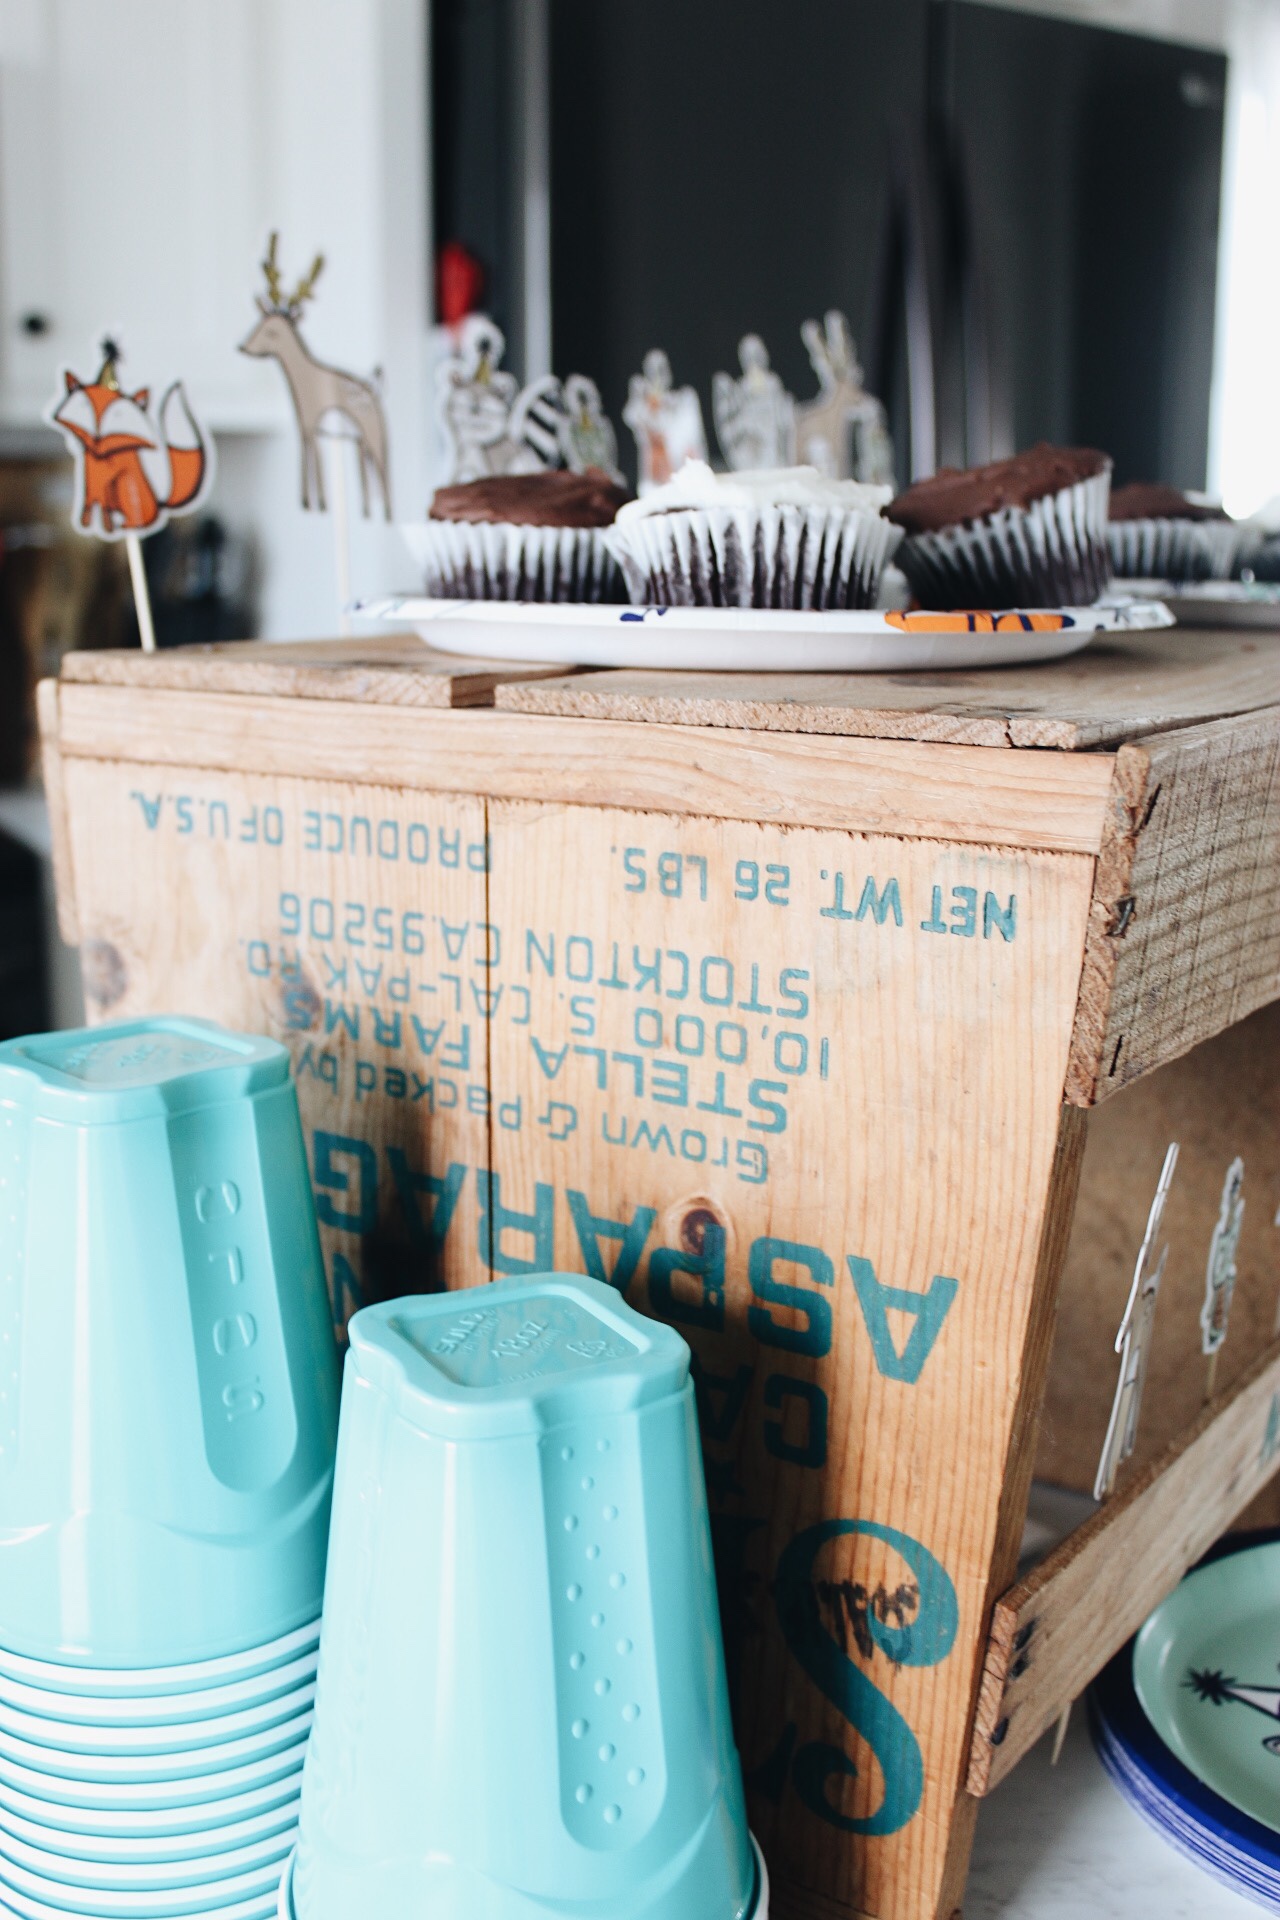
[{"xmin": 0, "ymin": 1621, "xmax": 321, "ymax": 1920}]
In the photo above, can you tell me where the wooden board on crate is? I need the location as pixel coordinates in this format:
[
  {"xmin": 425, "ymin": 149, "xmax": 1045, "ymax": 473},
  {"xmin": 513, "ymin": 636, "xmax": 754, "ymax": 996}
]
[
  {"xmin": 480, "ymin": 800, "xmax": 1093, "ymax": 1920},
  {"xmin": 494, "ymin": 629, "xmax": 1280, "ymax": 749},
  {"xmin": 59, "ymin": 631, "xmax": 573, "ymax": 707},
  {"xmin": 36, "ymin": 627, "xmax": 1280, "ymax": 1920}
]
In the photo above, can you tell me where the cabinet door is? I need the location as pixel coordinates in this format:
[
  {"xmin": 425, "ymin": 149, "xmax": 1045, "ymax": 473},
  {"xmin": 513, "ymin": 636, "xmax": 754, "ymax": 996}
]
[{"xmin": 0, "ymin": 0, "xmax": 282, "ymax": 429}]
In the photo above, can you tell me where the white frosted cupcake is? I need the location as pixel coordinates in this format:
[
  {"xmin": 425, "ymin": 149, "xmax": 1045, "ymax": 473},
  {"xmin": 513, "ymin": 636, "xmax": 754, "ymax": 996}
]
[{"xmin": 604, "ymin": 462, "xmax": 901, "ymax": 609}]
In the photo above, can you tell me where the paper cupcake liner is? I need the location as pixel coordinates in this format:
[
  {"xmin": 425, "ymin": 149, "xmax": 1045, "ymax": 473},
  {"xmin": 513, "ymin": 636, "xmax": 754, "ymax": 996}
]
[
  {"xmin": 1237, "ymin": 533, "xmax": 1280, "ymax": 581},
  {"xmin": 406, "ymin": 521, "xmax": 623, "ymax": 604},
  {"xmin": 603, "ymin": 504, "xmax": 903, "ymax": 610},
  {"xmin": 1200, "ymin": 519, "xmax": 1247, "ymax": 580},
  {"xmin": 895, "ymin": 467, "xmax": 1112, "ymax": 609},
  {"xmin": 1107, "ymin": 517, "xmax": 1245, "ymax": 583}
]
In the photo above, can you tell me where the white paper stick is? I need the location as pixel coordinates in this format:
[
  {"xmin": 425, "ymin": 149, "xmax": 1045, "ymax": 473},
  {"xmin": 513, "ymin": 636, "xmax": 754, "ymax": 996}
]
[
  {"xmin": 125, "ymin": 534, "xmax": 157, "ymax": 654},
  {"xmin": 327, "ymin": 434, "xmax": 353, "ymax": 637}
]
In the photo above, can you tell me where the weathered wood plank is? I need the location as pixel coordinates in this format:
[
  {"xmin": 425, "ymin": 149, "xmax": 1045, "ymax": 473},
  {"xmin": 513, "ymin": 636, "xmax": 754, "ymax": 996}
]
[
  {"xmin": 495, "ymin": 630, "xmax": 1280, "ymax": 751},
  {"xmin": 59, "ymin": 752, "xmax": 491, "ymax": 1296},
  {"xmin": 53, "ymin": 683, "xmax": 1116, "ymax": 855},
  {"xmin": 483, "ymin": 799, "xmax": 1098, "ymax": 1920},
  {"xmin": 60, "ymin": 634, "xmax": 571, "ymax": 707},
  {"xmin": 1066, "ymin": 704, "xmax": 1280, "ymax": 1104},
  {"xmin": 968, "ymin": 1334, "xmax": 1280, "ymax": 1795},
  {"xmin": 35, "ymin": 679, "xmax": 78, "ymax": 945}
]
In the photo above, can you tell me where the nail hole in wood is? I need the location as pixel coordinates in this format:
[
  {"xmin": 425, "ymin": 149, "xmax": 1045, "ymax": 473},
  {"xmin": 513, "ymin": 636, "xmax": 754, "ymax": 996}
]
[
  {"xmin": 991, "ymin": 1717, "xmax": 1010, "ymax": 1746},
  {"xmin": 1109, "ymin": 1035, "xmax": 1124, "ymax": 1077},
  {"xmin": 1013, "ymin": 1620, "xmax": 1037, "ymax": 1651},
  {"xmin": 1138, "ymin": 782, "xmax": 1162, "ymax": 831}
]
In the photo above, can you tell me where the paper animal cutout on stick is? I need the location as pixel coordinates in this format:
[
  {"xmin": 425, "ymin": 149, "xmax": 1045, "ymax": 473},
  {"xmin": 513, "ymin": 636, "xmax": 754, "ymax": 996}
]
[
  {"xmin": 795, "ymin": 310, "xmax": 895, "ymax": 487},
  {"xmin": 713, "ymin": 334, "xmax": 796, "ymax": 471},
  {"xmin": 435, "ymin": 314, "xmax": 567, "ymax": 484},
  {"xmin": 624, "ymin": 349, "xmax": 707, "ymax": 495},
  {"xmin": 240, "ymin": 233, "xmax": 391, "ymax": 518},
  {"xmin": 45, "ymin": 337, "xmax": 212, "ymax": 540},
  {"xmin": 1094, "ymin": 1141, "xmax": 1180, "ymax": 1501},
  {"xmin": 560, "ymin": 374, "xmax": 624, "ymax": 485}
]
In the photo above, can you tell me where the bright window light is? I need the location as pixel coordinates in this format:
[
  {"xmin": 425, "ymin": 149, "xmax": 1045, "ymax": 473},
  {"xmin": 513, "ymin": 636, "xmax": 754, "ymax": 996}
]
[{"xmin": 1211, "ymin": 1, "xmax": 1280, "ymax": 518}]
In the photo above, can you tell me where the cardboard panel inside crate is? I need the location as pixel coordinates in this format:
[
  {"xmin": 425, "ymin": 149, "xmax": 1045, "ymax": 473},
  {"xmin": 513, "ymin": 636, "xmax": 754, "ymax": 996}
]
[{"xmin": 1038, "ymin": 997, "xmax": 1280, "ymax": 1524}]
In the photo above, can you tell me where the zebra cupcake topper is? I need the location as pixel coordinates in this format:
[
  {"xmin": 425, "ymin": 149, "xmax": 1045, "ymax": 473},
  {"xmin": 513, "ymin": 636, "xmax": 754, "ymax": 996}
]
[{"xmin": 436, "ymin": 314, "xmax": 565, "ymax": 484}]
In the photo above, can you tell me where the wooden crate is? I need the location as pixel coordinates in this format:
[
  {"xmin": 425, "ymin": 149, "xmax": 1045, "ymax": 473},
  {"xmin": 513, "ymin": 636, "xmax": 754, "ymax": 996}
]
[{"xmin": 39, "ymin": 629, "xmax": 1280, "ymax": 1920}]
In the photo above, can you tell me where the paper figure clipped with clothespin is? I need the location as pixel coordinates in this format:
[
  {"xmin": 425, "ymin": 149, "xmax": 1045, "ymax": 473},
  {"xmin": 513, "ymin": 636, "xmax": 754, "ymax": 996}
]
[
  {"xmin": 1201, "ymin": 1157, "xmax": 1245, "ymax": 1401},
  {"xmin": 435, "ymin": 313, "xmax": 566, "ymax": 484},
  {"xmin": 559, "ymin": 374, "xmax": 624, "ymax": 485},
  {"xmin": 239, "ymin": 233, "xmax": 391, "ymax": 519},
  {"xmin": 1094, "ymin": 1142, "xmax": 1180, "ymax": 1501},
  {"xmin": 713, "ymin": 334, "xmax": 796, "ymax": 470},
  {"xmin": 623, "ymin": 349, "xmax": 707, "ymax": 494},
  {"xmin": 795, "ymin": 310, "xmax": 895, "ymax": 487},
  {"xmin": 45, "ymin": 335, "xmax": 214, "ymax": 653}
]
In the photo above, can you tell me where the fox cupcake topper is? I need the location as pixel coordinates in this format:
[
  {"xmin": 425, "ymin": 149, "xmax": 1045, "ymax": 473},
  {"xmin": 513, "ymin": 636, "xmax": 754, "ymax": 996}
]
[
  {"xmin": 46, "ymin": 337, "xmax": 212, "ymax": 542},
  {"xmin": 45, "ymin": 336, "xmax": 214, "ymax": 652}
]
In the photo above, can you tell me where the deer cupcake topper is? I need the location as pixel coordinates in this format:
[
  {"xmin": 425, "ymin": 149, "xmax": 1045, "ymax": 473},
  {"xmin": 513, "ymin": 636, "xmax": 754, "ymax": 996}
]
[
  {"xmin": 45, "ymin": 335, "xmax": 214, "ymax": 651},
  {"xmin": 240, "ymin": 233, "xmax": 391, "ymax": 519}
]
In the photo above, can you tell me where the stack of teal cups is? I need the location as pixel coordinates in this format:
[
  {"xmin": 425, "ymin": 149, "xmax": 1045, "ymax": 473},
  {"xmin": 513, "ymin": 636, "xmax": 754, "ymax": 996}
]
[
  {"xmin": 281, "ymin": 1272, "xmax": 767, "ymax": 1920},
  {"xmin": 0, "ymin": 1018, "xmax": 341, "ymax": 1920}
]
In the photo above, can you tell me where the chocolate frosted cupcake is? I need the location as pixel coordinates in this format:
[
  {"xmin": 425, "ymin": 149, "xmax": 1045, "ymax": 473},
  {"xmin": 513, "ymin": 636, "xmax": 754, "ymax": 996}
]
[
  {"xmin": 408, "ymin": 469, "xmax": 631, "ymax": 602},
  {"xmin": 888, "ymin": 444, "xmax": 1112, "ymax": 609},
  {"xmin": 604, "ymin": 462, "xmax": 901, "ymax": 609},
  {"xmin": 1107, "ymin": 483, "xmax": 1241, "ymax": 582}
]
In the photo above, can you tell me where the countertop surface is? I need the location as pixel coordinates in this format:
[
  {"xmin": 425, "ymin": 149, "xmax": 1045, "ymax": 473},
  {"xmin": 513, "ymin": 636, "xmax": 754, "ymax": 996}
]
[{"xmin": 968, "ymin": 1708, "xmax": 1260, "ymax": 1917}]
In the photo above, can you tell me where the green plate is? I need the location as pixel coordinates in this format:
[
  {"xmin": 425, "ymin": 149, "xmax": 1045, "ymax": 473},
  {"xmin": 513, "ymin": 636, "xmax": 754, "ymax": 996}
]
[{"xmin": 1134, "ymin": 1540, "xmax": 1280, "ymax": 1835}]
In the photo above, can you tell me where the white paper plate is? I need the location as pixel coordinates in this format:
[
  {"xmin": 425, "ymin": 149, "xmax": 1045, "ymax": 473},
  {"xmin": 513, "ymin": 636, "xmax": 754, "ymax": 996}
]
[
  {"xmin": 358, "ymin": 594, "xmax": 1174, "ymax": 673},
  {"xmin": 0, "ymin": 1740, "xmax": 304, "ymax": 1811},
  {"xmin": 0, "ymin": 1861, "xmax": 279, "ymax": 1919},
  {"xmin": 0, "ymin": 1820, "xmax": 291, "ymax": 1891},
  {"xmin": 0, "ymin": 1709, "xmax": 312, "ymax": 1784},
  {"xmin": 0, "ymin": 1652, "xmax": 319, "ymax": 1729},
  {"xmin": 1163, "ymin": 581, "xmax": 1280, "ymax": 629},
  {"xmin": 0, "ymin": 1686, "xmax": 315, "ymax": 1758},
  {"xmin": 274, "ymin": 1839, "xmax": 769, "ymax": 1920},
  {"xmin": 0, "ymin": 1793, "xmax": 296, "ymax": 1864},
  {"xmin": 0, "ymin": 1771, "xmax": 299, "ymax": 1841},
  {"xmin": 0, "ymin": 1622, "xmax": 322, "ymax": 1701}
]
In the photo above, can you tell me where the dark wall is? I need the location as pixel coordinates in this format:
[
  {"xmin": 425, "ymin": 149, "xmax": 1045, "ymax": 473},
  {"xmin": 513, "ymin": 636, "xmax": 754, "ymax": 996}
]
[
  {"xmin": 549, "ymin": 0, "xmax": 929, "ymax": 468},
  {"xmin": 949, "ymin": 5, "xmax": 1225, "ymax": 487},
  {"xmin": 434, "ymin": 0, "xmax": 1227, "ymax": 492}
]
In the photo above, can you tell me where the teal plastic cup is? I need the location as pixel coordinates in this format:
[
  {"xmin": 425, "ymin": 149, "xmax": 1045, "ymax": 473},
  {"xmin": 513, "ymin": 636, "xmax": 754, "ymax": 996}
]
[
  {"xmin": 0, "ymin": 1018, "xmax": 340, "ymax": 1667},
  {"xmin": 293, "ymin": 1274, "xmax": 761, "ymax": 1920}
]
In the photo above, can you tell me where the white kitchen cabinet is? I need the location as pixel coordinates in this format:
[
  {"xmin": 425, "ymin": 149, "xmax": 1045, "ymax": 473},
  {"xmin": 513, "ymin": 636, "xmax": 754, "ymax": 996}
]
[{"xmin": 0, "ymin": 0, "xmax": 429, "ymax": 461}]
